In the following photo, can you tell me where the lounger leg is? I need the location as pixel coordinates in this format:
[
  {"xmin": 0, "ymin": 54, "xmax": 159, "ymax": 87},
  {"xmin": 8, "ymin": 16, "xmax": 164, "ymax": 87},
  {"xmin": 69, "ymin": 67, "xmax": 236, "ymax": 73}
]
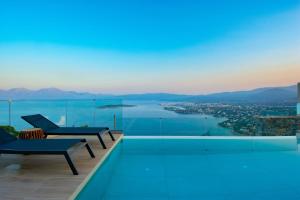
[
  {"xmin": 97, "ymin": 133, "xmax": 107, "ymax": 149},
  {"xmin": 64, "ymin": 152, "xmax": 79, "ymax": 175},
  {"xmin": 108, "ymin": 130, "xmax": 115, "ymax": 141},
  {"xmin": 85, "ymin": 143, "xmax": 95, "ymax": 158}
]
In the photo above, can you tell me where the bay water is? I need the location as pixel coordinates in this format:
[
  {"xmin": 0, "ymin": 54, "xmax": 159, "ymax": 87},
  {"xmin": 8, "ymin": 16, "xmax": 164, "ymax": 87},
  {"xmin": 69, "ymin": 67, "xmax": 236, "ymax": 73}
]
[{"xmin": 0, "ymin": 100, "xmax": 233, "ymax": 136}]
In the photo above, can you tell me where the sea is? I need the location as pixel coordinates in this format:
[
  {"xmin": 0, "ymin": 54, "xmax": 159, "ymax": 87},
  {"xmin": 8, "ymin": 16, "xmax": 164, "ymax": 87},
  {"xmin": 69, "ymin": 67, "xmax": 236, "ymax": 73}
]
[{"xmin": 0, "ymin": 100, "xmax": 233, "ymax": 136}]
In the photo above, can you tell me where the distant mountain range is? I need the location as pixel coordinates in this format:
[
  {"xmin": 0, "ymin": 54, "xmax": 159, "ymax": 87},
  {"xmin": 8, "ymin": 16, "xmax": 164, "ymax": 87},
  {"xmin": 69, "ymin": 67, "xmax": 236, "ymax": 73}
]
[
  {"xmin": 189, "ymin": 85, "xmax": 297, "ymax": 104},
  {"xmin": 0, "ymin": 85, "xmax": 298, "ymax": 104},
  {"xmin": 0, "ymin": 88, "xmax": 108, "ymax": 100}
]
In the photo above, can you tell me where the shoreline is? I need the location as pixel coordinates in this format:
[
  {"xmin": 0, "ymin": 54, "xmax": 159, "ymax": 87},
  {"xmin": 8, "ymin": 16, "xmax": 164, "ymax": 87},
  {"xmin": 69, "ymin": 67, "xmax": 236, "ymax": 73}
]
[{"xmin": 163, "ymin": 103, "xmax": 297, "ymax": 136}]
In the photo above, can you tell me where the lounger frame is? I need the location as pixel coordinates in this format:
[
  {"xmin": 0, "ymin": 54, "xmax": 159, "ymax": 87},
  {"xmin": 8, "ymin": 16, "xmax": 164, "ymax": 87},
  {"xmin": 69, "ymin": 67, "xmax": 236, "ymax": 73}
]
[
  {"xmin": 21, "ymin": 114, "xmax": 115, "ymax": 149},
  {"xmin": 0, "ymin": 129, "xmax": 95, "ymax": 175}
]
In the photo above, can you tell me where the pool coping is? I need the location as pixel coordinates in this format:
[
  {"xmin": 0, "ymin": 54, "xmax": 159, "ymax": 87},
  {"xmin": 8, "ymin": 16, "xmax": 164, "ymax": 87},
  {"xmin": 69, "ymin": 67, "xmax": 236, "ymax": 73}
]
[
  {"xmin": 68, "ymin": 134, "xmax": 123, "ymax": 200},
  {"xmin": 124, "ymin": 136, "xmax": 296, "ymax": 140}
]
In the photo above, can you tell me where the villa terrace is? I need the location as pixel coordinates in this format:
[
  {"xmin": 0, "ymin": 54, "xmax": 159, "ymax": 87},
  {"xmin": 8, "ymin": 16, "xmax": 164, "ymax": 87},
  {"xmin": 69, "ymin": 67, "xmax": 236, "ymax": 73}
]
[
  {"xmin": 0, "ymin": 133, "xmax": 122, "ymax": 200},
  {"xmin": 1, "ymin": 134, "xmax": 300, "ymax": 199}
]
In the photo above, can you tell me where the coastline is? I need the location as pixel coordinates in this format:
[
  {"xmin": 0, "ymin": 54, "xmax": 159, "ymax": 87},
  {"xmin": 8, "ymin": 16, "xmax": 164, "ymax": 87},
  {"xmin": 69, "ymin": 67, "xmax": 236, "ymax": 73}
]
[{"xmin": 163, "ymin": 103, "xmax": 297, "ymax": 136}]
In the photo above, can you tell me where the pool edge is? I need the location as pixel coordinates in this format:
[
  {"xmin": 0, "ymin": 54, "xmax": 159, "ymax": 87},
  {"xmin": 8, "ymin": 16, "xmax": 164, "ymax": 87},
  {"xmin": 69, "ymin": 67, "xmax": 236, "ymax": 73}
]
[
  {"xmin": 68, "ymin": 135, "xmax": 123, "ymax": 200},
  {"xmin": 124, "ymin": 136, "xmax": 297, "ymax": 140}
]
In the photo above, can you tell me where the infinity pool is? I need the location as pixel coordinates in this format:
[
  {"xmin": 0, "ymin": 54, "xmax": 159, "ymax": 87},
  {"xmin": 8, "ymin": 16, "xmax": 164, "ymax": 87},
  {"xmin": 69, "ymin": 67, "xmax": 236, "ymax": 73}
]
[{"xmin": 75, "ymin": 136, "xmax": 300, "ymax": 200}]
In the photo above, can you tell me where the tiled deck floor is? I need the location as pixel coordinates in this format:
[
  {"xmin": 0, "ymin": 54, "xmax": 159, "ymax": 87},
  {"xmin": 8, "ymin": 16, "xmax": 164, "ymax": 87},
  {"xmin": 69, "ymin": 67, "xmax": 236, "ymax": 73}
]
[{"xmin": 0, "ymin": 132, "xmax": 122, "ymax": 200}]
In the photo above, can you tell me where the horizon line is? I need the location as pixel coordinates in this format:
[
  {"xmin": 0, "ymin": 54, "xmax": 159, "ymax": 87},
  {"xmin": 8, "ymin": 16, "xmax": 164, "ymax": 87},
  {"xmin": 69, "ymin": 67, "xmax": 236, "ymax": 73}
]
[{"xmin": 0, "ymin": 83, "xmax": 298, "ymax": 96}]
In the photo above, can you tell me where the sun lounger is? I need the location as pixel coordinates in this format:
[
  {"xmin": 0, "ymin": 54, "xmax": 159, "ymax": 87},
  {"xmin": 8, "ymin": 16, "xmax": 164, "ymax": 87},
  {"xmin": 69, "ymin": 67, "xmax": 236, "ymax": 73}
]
[
  {"xmin": 22, "ymin": 114, "xmax": 115, "ymax": 149},
  {"xmin": 0, "ymin": 128, "xmax": 95, "ymax": 175}
]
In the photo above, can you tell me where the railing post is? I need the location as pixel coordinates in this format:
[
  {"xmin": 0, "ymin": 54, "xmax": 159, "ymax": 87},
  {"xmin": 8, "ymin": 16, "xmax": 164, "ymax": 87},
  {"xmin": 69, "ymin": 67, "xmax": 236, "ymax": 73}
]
[
  {"xmin": 297, "ymin": 83, "xmax": 300, "ymax": 145},
  {"xmin": 93, "ymin": 99, "xmax": 96, "ymax": 126},
  {"xmin": 65, "ymin": 101, "xmax": 68, "ymax": 127},
  {"xmin": 297, "ymin": 82, "xmax": 300, "ymax": 115},
  {"xmin": 8, "ymin": 99, "xmax": 12, "ymax": 126},
  {"xmin": 113, "ymin": 114, "xmax": 117, "ymax": 130},
  {"xmin": 159, "ymin": 117, "xmax": 162, "ymax": 136}
]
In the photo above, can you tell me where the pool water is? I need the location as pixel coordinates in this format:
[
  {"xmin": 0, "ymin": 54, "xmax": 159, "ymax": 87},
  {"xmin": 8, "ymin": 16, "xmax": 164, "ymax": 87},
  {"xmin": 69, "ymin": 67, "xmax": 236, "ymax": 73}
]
[{"xmin": 75, "ymin": 137, "xmax": 300, "ymax": 200}]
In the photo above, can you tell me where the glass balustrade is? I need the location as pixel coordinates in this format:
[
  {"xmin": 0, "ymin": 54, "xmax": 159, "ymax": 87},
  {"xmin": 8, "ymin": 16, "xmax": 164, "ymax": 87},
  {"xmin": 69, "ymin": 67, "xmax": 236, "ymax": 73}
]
[{"xmin": 0, "ymin": 99, "xmax": 298, "ymax": 137}]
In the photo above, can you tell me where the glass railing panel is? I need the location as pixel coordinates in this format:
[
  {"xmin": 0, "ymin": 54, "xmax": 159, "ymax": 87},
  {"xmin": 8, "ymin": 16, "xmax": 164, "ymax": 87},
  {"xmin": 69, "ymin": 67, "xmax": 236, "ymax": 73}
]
[
  {"xmin": 161, "ymin": 116, "xmax": 233, "ymax": 136},
  {"xmin": 94, "ymin": 99, "xmax": 123, "ymax": 130},
  {"xmin": 10, "ymin": 100, "xmax": 67, "ymax": 130},
  {"xmin": 121, "ymin": 101, "xmax": 236, "ymax": 136},
  {"xmin": 6, "ymin": 100, "xmax": 123, "ymax": 130},
  {"xmin": 0, "ymin": 100, "xmax": 10, "ymax": 126},
  {"xmin": 65, "ymin": 100, "xmax": 95, "ymax": 127},
  {"xmin": 256, "ymin": 116, "xmax": 299, "ymax": 136},
  {"xmin": 123, "ymin": 117, "xmax": 161, "ymax": 136},
  {"xmin": 122, "ymin": 117, "xmax": 234, "ymax": 136},
  {"xmin": 7, "ymin": 99, "xmax": 122, "ymax": 131},
  {"xmin": 2, "ymin": 98, "xmax": 298, "ymax": 138}
]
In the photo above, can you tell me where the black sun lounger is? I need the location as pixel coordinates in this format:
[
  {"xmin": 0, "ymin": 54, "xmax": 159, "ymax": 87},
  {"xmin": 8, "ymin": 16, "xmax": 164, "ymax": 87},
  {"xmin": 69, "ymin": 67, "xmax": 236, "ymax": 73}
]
[
  {"xmin": 0, "ymin": 128, "xmax": 95, "ymax": 175},
  {"xmin": 21, "ymin": 114, "xmax": 115, "ymax": 149}
]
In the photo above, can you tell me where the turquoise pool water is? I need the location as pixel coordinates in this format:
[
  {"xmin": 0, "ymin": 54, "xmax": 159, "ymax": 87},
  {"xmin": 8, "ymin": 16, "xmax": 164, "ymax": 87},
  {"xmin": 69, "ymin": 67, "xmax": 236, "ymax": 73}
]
[{"xmin": 75, "ymin": 137, "xmax": 300, "ymax": 200}]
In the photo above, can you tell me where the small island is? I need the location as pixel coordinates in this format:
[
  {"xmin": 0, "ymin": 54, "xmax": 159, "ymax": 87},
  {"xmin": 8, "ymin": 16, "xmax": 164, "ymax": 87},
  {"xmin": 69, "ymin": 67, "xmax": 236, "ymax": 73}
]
[{"xmin": 97, "ymin": 104, "xmax": 136, "ymax": 109}]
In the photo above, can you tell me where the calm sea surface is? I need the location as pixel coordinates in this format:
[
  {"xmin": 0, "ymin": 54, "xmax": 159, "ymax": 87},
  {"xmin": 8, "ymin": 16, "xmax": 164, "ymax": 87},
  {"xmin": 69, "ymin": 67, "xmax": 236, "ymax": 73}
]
[{"xmin": 0, "ymin": 100, "xmax": 233, "ymax": 136}]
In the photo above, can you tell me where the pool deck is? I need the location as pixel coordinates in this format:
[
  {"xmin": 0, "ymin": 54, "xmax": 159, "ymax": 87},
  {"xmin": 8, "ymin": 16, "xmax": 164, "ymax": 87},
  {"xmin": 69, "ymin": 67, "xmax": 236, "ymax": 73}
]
[{"xmin": 0, "ymin": 132, "xmax": 123, "ymax": 200}]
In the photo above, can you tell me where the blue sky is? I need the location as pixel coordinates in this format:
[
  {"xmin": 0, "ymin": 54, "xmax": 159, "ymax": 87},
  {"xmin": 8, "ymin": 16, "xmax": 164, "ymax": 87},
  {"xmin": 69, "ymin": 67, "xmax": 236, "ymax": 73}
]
[{"xmin": 0, "ymin": 0, "xmax": 299, "ymax": 94}]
